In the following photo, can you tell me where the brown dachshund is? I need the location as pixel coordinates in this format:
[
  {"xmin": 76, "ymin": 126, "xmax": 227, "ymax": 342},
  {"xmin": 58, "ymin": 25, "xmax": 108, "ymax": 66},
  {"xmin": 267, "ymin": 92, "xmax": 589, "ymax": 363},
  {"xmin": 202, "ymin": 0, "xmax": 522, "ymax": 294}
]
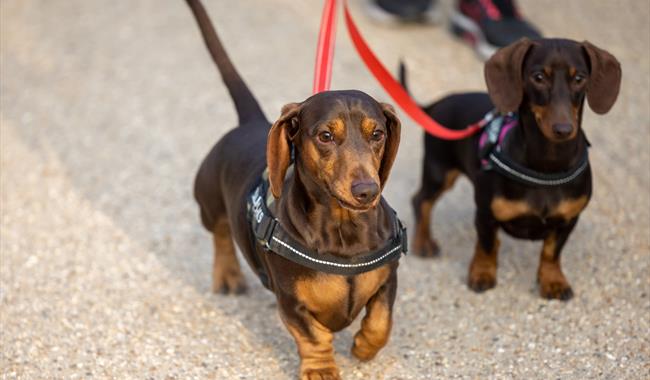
[
  {"xmin": 185, "ymin": 1, "xmax": 404, "ymax": 378},
  {"xmin": 406, "ymin": 38, "xmax": 621, "ymax": 300}
]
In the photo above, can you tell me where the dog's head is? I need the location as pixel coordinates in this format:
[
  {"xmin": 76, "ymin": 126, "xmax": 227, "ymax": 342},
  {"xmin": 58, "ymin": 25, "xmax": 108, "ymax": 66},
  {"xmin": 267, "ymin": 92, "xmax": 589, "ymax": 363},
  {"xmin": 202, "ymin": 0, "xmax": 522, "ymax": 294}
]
[
  {"xmin": 485, "ymin": 38, "xmax": 621, "ymax": 142},
  {"xmin": 266, "ymin": 90, "xmax": 401, "ymax": 211}
]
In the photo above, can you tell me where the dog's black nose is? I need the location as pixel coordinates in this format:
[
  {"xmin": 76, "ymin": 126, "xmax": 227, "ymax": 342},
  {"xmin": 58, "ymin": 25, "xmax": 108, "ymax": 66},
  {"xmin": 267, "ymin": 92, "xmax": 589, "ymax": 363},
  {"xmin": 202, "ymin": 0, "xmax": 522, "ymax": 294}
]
[
  {"xmin": 552, "ymin": 123, "xmax": 573, "ymax": 138},
  {"xmin": 351, "ymin": 181, "xmax": 379, "ymax": 204}
]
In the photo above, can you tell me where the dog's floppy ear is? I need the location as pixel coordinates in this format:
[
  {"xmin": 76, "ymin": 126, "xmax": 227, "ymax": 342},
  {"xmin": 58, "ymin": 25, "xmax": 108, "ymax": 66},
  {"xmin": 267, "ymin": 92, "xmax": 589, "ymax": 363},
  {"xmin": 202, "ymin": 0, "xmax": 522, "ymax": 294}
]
[
  {"xmin": 267, "ymin": 102, "xmax": 300, "ymax": 198},
  {"xmin": 581, "ymin": 41, "xmax": 622, "ymax": 114},
  {"xmin": 484, "ymin": 38, "xmax": 534, "ymax": 113},
  {"xmin": 378, "ymin": 103, "xmax": 401, "ymax": 188}
]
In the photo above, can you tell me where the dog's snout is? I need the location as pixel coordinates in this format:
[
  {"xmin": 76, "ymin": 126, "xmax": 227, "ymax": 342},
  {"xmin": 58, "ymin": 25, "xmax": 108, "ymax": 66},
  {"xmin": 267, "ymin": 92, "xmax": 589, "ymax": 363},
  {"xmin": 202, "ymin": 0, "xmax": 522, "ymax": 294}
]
[
  {"xmin": 552, "ymin": 123, "xmax": 573, "ymax": 138},
  {"xmin": 351, "ymin": 181, "xmax": 379, "ymax": 204}
]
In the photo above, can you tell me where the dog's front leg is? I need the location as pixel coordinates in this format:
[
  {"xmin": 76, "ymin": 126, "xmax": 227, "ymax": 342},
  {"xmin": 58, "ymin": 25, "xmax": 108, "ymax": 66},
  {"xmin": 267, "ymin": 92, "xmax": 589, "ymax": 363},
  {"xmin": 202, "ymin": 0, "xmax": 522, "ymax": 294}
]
[
  {"xmin": 468, "ymin": 209, "xmax": 500, "ymax": 292},
  {"xmin": 352, "ymin": 270, "xmax": 397, "ymax": 361},
  {"xmin": 278, "ymin": 299, "xmax": 340, "ymax": 380},
  {"xmin": 538, "ymin": 218, "xmax": 577, "ymax": 301}
]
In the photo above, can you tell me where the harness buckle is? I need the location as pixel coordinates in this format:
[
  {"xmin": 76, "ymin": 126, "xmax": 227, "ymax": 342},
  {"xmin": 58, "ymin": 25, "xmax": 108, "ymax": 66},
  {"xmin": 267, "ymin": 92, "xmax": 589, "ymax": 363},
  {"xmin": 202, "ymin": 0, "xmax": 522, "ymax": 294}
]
[
  {"xmin": 397, "ymin": 220, "xmax": 408, "ymax": 254},
  {"xmin": 257, "ymin": 216, "xmax": 277, "ymax": 249}
]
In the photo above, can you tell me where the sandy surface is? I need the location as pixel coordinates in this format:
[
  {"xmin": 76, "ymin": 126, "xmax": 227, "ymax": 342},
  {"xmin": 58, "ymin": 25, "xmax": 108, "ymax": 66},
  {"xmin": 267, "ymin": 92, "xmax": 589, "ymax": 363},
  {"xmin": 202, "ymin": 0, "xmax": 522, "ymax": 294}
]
[{"xmin": 1, "ymin": 0, "xmax": 649, "ymax": 379}]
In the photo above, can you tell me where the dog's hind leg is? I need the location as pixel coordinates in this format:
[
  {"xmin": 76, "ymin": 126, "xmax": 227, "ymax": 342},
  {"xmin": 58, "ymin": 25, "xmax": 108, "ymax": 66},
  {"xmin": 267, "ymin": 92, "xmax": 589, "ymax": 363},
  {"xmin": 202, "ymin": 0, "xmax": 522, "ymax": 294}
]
[
  {"xmin": 411, "ymin": 158, "xmax": 459, "ymax": 257},
  {"xmin": 211, "ymin": 215, "xmax": 247, "ymax": 295}
]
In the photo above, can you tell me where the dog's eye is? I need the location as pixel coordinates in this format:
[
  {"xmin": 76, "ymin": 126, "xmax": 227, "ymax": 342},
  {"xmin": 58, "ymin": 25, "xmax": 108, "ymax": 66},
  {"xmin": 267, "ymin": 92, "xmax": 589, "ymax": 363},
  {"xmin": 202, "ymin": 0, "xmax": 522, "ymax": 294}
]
[
  {"xmin": 574, "ymin": 74, "xmax": 585, "ymax": 84},
  {"xmin": 318, "ymin": 131, "xmax": 333, "ymax": 143},
  {"xmin": 371, "ymin": 129, "xmax": 385, "ymax": 141},
  {"xmin": 532, "ymin": 72, "xmax": 545, "ymax": 83}
]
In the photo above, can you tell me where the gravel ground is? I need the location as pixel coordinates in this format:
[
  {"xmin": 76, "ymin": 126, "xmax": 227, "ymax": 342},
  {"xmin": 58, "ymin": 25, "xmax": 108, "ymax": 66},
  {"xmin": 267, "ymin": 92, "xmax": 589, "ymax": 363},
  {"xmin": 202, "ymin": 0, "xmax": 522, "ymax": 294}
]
[{"xmin": 1, "ymin": 0, "xmax": 649, "ymax": 379}]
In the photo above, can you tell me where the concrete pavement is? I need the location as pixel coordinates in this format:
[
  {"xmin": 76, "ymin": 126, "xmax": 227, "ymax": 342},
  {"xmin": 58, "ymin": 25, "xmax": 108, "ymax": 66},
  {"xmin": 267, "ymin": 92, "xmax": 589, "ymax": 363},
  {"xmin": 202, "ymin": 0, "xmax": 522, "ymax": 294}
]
[{"xmin": 1, "ymin": 0, "xmax": 649, "ymax": 378}]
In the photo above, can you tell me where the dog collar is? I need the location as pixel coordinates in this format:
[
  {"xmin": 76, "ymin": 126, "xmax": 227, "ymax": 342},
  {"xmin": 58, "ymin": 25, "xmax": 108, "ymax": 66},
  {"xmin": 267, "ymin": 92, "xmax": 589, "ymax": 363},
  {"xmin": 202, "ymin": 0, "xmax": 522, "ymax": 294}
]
[
  {"xmin": 478, "ymin": 111, "xmax": 590, "ymax": 186},
  {"xmin": 246, "ymin": 170, "xmax": 407, "ymax": 276}
]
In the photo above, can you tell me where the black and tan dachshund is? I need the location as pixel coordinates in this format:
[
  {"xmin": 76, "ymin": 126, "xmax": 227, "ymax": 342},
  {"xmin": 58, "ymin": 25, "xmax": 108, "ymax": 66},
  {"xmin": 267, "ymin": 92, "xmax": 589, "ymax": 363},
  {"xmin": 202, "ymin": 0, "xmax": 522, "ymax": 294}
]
[
  {"xmin": 186, "ymin": 1, "xmax": 404, "ymax": 378},
  {"xmin": 407, "ymin": 38, "xmax": 621, "ymax": 300}
]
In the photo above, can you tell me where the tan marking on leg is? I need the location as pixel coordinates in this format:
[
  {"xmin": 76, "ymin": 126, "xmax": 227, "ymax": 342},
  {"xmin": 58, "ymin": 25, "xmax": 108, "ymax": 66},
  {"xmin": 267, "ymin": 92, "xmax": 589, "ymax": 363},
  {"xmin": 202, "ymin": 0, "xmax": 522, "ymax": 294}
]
[
  {"xmin": 351, "ymin": 298, "xmax": 391, "ymax": 361},
  {"xmin": 491, "ymin": 197, "xmax": 534, "ymax": 221},
  {"xmin": 412, "ymin": 170, "xmax": 460, "ymax": 257},
  {"xmin": 413, "ymin": 198, "xmax": 438, "ymax": 257},
  {"xmin": 551, "ymin": 196, "xmax": 588, "ymax": 221},
  {"xmin": 468, "ymin": 237, "xmax": 500, "ymax": 292},
  {"xmin": 537, "ymin": 233, "xmax": 573, "ymax": 300},
  {"xmin": 283, "ymin": 314, "xmax": 340, "ymax": 380},
  {"xmin": 212, "ymin": 218, "xmax": 246, "ymax": 294}
]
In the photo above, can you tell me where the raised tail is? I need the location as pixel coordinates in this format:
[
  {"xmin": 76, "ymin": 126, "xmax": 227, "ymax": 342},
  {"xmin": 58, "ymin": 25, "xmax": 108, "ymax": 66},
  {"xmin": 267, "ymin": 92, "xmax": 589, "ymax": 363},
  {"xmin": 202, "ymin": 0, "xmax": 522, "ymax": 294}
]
[
  {"xmin": 398, "ymin": 60, "xmax": 410, "ymax": 95},
  {"xmin": 185, "ymin": 0, "xmax": 267, "ymax": 125}
]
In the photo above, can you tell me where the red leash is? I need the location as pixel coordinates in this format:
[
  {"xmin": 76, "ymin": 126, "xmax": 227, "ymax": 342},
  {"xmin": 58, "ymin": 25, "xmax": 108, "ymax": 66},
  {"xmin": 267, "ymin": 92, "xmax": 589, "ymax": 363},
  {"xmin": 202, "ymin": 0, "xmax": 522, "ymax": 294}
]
[
  {"xmin": 313, "ymin": 0, "xmax": 338, "ymax": 94},
  {"xmin": 342, "ymin": 0, "xmax": 484, "ymax": 140}
]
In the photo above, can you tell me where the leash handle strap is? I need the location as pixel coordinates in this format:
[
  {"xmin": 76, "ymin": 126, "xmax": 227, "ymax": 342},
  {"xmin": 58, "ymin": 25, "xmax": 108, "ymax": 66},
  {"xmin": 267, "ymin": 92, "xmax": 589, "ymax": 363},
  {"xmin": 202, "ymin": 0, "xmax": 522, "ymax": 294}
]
[
  {"xmin": 313, "ymin": 0, "xmax": 338, "ymax": 94},
  {"xmin": 342, "ymin": 0, "xmax": 483, "ymax": 140}
]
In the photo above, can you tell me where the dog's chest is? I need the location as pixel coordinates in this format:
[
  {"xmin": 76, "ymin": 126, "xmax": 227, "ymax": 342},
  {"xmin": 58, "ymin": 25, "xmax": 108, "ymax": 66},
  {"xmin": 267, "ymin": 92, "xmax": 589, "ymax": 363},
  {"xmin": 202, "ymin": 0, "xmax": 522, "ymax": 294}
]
[
  {"xmin": 294, "ymin": 266, "xmax": 390, "ymax": 330},
  {"xmin": 490, "ymin": 194, "xmax": 589, "ymax": 238}
]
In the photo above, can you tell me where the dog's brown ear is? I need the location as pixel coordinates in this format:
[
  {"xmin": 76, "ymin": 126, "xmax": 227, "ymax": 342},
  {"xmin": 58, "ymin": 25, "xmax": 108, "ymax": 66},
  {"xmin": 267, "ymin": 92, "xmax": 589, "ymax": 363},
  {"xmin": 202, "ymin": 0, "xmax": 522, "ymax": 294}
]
[
  {"xmin": 484, "ymin": 38, "xmax": 534, "ymax": 113},
  {"xmin": 379, "ymin": 103, "xmax": 401, "ymax": 188},
  {"xmin": 267, "ymin": 102, "xmax": 300, "ymax": 198},
  {"xmin": 581, "ymin": 41, "xmax": 622, "ymax": 114}
]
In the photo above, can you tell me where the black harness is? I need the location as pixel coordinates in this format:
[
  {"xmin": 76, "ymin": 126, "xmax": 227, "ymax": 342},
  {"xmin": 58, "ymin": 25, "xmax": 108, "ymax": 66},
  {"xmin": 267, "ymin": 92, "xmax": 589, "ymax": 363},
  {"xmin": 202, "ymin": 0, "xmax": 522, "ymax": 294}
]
[
  {"xmin": 478, "ymin": 111, "xmax": 590, "ymax": 186},
  {"xmin": 246, "ymin": 170, "xmax": 407, "ymax": 277}
]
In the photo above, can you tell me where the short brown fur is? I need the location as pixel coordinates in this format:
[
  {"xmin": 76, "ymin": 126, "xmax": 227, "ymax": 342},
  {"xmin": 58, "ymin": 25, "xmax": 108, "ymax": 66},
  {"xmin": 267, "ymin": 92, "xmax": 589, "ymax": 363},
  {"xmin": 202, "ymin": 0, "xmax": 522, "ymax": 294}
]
[
  {"xmin": 186, "ymin": 1, "xmax": 403, "ymax": 377},
  {"xmin": 409, "ymin": 38, "xmax": 621, "ymax": 300}
]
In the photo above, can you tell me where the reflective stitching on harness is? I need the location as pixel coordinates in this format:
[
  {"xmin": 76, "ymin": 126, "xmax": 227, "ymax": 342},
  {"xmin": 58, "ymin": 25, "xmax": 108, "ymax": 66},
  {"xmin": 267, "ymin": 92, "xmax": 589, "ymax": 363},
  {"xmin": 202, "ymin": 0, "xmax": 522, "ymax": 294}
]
[
  {"xmin": 272, "ymin": 236, "xmax": 401, "ymax": 268},
  {"xmin": 489, "ymin": 153, "xmax": 589, "ymax": 186}
]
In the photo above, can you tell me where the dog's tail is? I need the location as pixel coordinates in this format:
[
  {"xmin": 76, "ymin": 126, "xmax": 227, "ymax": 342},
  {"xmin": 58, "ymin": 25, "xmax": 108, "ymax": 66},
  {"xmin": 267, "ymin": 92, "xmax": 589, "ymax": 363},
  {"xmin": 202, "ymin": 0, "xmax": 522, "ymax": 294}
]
[
  {"xmin": 398, "ymin": 60, "xmax": 410, "ymax": 96},
  {"xmin": 185, "ymin": 0, "xmax": 267, "ymax": 125}
]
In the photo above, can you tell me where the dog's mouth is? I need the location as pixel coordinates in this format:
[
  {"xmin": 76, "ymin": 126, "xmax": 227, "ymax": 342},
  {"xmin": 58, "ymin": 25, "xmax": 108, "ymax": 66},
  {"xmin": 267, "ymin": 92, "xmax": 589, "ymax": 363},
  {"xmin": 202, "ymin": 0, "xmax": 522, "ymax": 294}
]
[
  {"xmin": 335, "ymin": 197, "xmax": 374, "ymax": 212},
  {"xmin": 323, "ymin": 187, "xmax": 375, "ymax": 212}
]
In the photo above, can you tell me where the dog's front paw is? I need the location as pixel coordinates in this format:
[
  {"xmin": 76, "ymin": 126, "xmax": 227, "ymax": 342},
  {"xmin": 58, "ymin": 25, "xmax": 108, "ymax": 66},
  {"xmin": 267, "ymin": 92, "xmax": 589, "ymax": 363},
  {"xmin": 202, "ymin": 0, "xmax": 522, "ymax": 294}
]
[
  {"xmin": 468, "ymin": 271, "xmax": 496, "ymax": 292},
  {"xmin": 212, "ymin": 268, "xmax": 247, "ymax": 295},
  {"xmin": 468, "ymin": 247, "xmax": 497, "ymax": 293},
  {"xmin": 538, "ymin": 262, "xmax": 573, "ymax": 301},
  {"xmin": 351, "ymin": 338, "xmax": 381, "ymax": 362},
  {"xmin": 351, "ymin": 344, "xmax": 378, "ymax": 362},
  {"xmin": 300, "ymin": 366, "xmax": 341, "ymax": 380},
  {"xmin": 540, "ymin": 280, "xmax": 573, "ymax": 300},
  {"xmin": 412, "ymin": 236, "xmax": 440, "ymax": 258}
]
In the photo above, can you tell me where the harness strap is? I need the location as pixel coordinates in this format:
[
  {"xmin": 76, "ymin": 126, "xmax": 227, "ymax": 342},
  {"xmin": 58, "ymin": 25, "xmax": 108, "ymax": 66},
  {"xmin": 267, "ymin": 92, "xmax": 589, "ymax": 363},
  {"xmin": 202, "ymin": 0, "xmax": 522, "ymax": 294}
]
[
  {"xmin": 248, "ymin": 177, "xmax": 407, "ymax": 276},
  {"xmin": 488, "ymin": 149, "xmax": 590, "ymax": 186},
  {"xmin": 479, "ymin": 111, "xmax": 590, "ymax": 186}
]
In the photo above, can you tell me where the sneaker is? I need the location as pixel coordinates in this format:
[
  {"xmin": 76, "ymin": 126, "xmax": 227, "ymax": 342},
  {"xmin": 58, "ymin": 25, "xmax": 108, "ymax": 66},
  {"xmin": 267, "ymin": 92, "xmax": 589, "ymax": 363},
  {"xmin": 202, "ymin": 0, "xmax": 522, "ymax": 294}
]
[
  {"xmin": 366, "ymin": 0, "xmax": 443, "ymax": 25},
  {"xmin": 451, "ymin": 0, "xmax": 541, "ymax": 59}
]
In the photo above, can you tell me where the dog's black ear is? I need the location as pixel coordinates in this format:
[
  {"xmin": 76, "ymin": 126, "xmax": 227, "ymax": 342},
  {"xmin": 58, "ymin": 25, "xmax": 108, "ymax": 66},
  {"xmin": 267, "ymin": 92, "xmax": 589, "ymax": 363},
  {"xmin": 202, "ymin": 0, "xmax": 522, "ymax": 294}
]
[
  {"xmin": 379, "ymin": 103, "xmax": 401, "ymax": 188},
  {"xmin": 484, "ymin": 38, "xmax": 534, "ymax": 113},
  {"xmin": 581, "ymin": 41, "xmax": 622, "ymax": 114},
  {"xmin": 267, "ymin": 102, "xmax": 300, "ymax": 198}
]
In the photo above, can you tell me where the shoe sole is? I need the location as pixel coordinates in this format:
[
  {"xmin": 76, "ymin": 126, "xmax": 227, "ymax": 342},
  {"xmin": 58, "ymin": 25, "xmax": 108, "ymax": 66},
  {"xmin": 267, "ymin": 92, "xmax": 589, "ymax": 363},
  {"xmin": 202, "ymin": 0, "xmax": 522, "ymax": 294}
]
[
  {"xmin": 364, "ymin": 0, "xmax": 444, "ymax": 25},
  {"xmin": 449, "ymin": 10, "xmax": 498, "ymax": 60}
]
